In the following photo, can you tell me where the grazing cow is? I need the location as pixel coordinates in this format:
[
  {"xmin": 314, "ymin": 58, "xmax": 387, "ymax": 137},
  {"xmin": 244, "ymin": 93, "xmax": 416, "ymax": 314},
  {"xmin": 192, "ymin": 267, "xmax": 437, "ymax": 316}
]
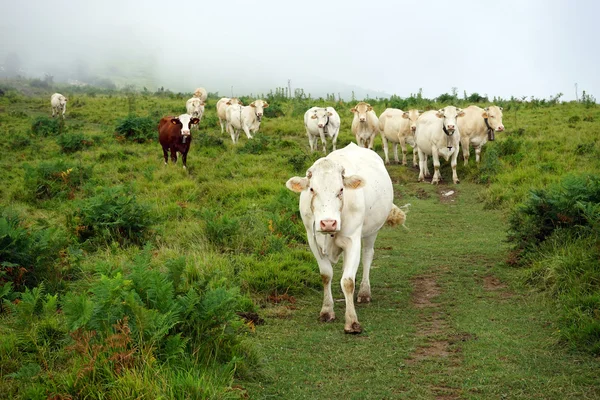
[
  {"xmin": 158, "ymin": 113, "xmax": 200, "ymax": 170},
  {"xmin": 216, "ymin": 97, "xmax": 243, "ymax": 134},
  {"xmin": 457, "ymin": 105, "xmax": 505, "ymax": 165},
  {"xmin": 286, "ymin": 143, "xmax": 406, "ymax": 334},
  {"xmin": 351, "ymin": 102, "xmax": 379, "ymax": 149},
  {"xmin": 185, "ymin": 97, "xmax": 205, "ymax": 128},
  {"xmin": 304, "ymin": 106, "xmax": 342, "ymax": 154},
  {"xmin": 415, "ymin": 106, "xmax": 465, "ymax": 184},
  {"xmin": 225, "ymin": 99, "xmax": 269, "ymax": 144},
  {"xmin": 51, "ymin": 93, "xmax": 68, "ymax": 118},
  {"xmin": 193, "ymin": 87, "xmax": 208, "ymax": 102},
  {"xmin": 378, "ymin": 108, "xmax": 422, "ymax": 166}
]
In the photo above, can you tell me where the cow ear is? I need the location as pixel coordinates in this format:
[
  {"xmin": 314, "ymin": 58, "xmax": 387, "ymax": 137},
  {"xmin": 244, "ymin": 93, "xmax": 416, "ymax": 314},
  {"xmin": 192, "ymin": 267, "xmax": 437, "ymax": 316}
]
[
  {"xmin": 436, "ymin": 110, "xmax": 444, "ymax": 118},
  {"xmin": 286, "ymin": 177, "xmax": 309, "ymax": 193},
  {"xmin": 499, "ymin": 107, "xmax": 503, "ymax": 111},
  {"xmin": 343, "ymin": 175, "xmax": 365, "ymax": 189},
  {"xmin": 263, "ymin": 102, "xmax": 269, "ymax": 108},
  {"xmin": 250, "ymin": 102, "xmax": 256, "ymax": 108},
  {"xmin": 328, "ymin": 112, "xmax": 333, "ymax": 116},
  {"xmin": 367, "ymin": 106, "xmax": 373, "ymax": 111},
  {"xmin": 192, "ymin": 118, "xmax": 200, "ymax": 124},
  {"xmin": 402, "ymin": 112, "xmax": 409, "ymax": 119},
  {"xmin": 482, "ymin": 111, "xmax": 489, "ymax": 118},
  {"xmin": 311, "ymin": 114, "xmax": 317, "ymax": 119},
  {"xmin": 226, "ymin": 100, "xmax": 232, "ymax": 105},
  {"xmin": 350, "ymin": 107, "xmax": 357, "ymax": 113},
  {"xmin": 457, "ymin": 110, "xmax": 465, "ymax": 117},
  {"xmin": 171, "ymin": 118, "xmax": 180, "ymax": 125}
]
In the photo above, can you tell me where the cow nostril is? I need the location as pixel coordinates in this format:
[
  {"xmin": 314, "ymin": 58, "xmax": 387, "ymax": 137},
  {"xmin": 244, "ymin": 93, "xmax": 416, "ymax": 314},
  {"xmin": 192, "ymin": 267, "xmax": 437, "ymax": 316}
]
[
  {"xmin": 448, "ymin": 125, "xmax": 455, "ymax": 130},
  {"xmin": 319, "ymin": 219, "xmax": 337, "ymax": 231}
]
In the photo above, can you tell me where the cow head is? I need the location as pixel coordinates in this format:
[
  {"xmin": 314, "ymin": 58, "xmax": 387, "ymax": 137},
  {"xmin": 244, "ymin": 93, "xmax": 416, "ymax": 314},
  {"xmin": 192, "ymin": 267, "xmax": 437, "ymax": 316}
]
[
  {"xmin": 350, "ymin": 102, "xmax": 373, "ymax": 123},
  {"xmin": 436, "ymin": 106, "xmax": 464, "ymax": 135},
  {"xmin": 310, "ymin": 107, "xmax": 331, "ymax": 128},
  {"xmin": 286, "ymin": 159, "xmax": 365, "ymax": 233},
  {"xmin": 170, "ymin": 113, "xmax": 200, "ymax": 138},
  {"xmin": 483, "ymin": 106, "xmax": 505, "ymax": 141},
  {"xmin": 250, "ymin": 99, "xmax": 269, "ymax": 122},
  {"xmin": 188, "ymin": 98, "xmax": 205, "ymax": 118},
  {"xmin": 403, "ymin": 109, "xmax": 421, "ymax": 132}
]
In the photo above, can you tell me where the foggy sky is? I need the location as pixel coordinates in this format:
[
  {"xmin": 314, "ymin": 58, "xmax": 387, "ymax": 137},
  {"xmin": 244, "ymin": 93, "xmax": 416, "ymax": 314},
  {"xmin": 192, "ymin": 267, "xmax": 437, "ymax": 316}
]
[{"xmin": 1, "ymin": 0, "xmax": 598, "ymax": 100}]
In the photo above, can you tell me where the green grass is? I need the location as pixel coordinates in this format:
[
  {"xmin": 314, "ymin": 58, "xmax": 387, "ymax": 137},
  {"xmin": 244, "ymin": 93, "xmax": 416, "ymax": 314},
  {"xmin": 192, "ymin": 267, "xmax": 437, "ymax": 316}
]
[{"xmin": 0, "ymin": 80, "xmax": 599, "ymax": 398}]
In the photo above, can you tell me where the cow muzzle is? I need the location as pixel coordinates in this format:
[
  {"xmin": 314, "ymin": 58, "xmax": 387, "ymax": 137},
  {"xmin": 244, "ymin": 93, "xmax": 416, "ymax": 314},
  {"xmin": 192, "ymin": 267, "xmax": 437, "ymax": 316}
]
[
  {"xmin": 411, "ymin": 126, "xmax": 416, "ymax": 132},
  {"xmin": 359, "ymin": 117, "xmax": 366, "ymax": 122},
  {"xmin": 256, "ymin": 113, "xmax": 263, "ymax": 122},
  {"xmin": 319, "ymin": 219, "xmax": 338, "ymax": 232},
  {"xmin": 318, "ymin": 124, "xmax": 324, "ymax": 128}
]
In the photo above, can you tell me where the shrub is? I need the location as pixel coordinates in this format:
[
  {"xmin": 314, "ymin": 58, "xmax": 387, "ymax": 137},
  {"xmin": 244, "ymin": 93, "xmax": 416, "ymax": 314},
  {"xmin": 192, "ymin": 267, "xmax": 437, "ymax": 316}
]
[
  {"xmin": 508, "ymin": 174, "xmax": 600, "ymax": 256},
  {"xmin": 194, "ymin": 132, "xmax": 225, "ymax": 148},
  {"xmin": 288, "ymin": 153, "xmax": 308, "ymax": 173},
  {"xmin": 23, "ymin": 160, "xmax": 91, "ymax": 200},
  {"xmin": 31, "ymin": 116, "xmax": 61, "ymax": 137},
  {"xmin": 56, "ymin": 132, "xmax": 93, "ymax": 153},
  {"xmin": 114, "ymin": 116, "xmax": 155, "ymax": 142},
  {"xmin": 236, "ymin": 134, "xmax": 273, "ymax": 155},
  {"xmin": 568, "ymin": 115, "xmax": 581, "ymax": 124},
  {"xmin": 71, "ymin": 186, "xmax": 154, "ymax": 247},
  {"xmin": 0, "ymin": 209, "xmax": 68, "ymax": 290},
  {"xmin": 497, "ymin": 136, "xmax": 521, "ymax": 157},
  {"xmin": 263, "ymin": 102, "xmax": 285, "ymax": 118},
  {"xmin": 8, "ymin": 131, "xmax": 31, "ymax": 150},
  {"xmin": 477, "ymin": 145, "xmax": 501, "ymax": 184}
]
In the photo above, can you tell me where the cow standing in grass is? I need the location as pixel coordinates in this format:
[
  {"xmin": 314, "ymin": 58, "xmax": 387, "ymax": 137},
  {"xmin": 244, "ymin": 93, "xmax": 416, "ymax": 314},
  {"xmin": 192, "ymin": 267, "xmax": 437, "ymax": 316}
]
[
  {"xmin": 158, "ymin": 114, "xmax": 199, "ymax": 170},
  {"xmin": 185, "ymin": 97, "xmax": 205, "ymax": 128},
  {"xmin": 378, "ymin": 108, "xmax": 421, "ymax": 166},
  {"xmin": 286, "ymin": 143, "xmax": 406, "ymax": 334},
  {"xmin": 51, "ymin": 93, "xmax": 68, "ymax": 118},
  {"xmin": 351, "ymin": 102, "xmax": 379, "ymax": 149},
  {"xmin": 304, "ymin": 106, "xmax": 341, "ymax": 154},
  {"xmin": 225, "ymin": 99, "xmax": 269, "ymax": 144},
  {"xmin": 216, "ymin": 97, "xmax": 243, "ymax": 134},
  {"xmin": 457, "ymin": 105, "xmax": 505, "ymax": 165}
]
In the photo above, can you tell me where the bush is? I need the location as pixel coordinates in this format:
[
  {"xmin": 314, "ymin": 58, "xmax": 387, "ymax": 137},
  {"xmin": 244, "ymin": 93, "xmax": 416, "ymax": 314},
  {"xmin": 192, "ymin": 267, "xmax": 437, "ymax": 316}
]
[
  {"xmin": 8, "ymin": 131, "xmax": 31, "ymax": 150},
  {"xmin": 236, "ymin": 134, "xmax": 273, "ymax": 155},
  {"xmin": 263, "ymin": 102, "xmax": 285, "ymax": 118},
  {"xmin": 477, "ymin": 145, "xmax": 501, "ymax": 184},
  {"xmin": 194, "ymin": 132, "xmax": 225, "ymax": 148},
  {"xmin": 0, "ymin": 209, "xmax": 68, "ymax": 290},
  {"xmin": 508, "ymin": 174, "xmax": 600, "ymax": 256},
  {"xmin": 31, "ymin": 116, "xmax": 61, "ymax": 137},
  {"xmin": 56, "ymin": 133, "xmax": 93, "ymax": 153},
  {"xmin": 23, "ymin": 160, "xmax": 91, "ymax": 200},
  {"xmin": 114, "ymin": 116, "xmax": 155, "ymax": 142},
  {"xmin": 71, "ymin": 186, "xmax": 154, "ymax": 247},
  {"xmin": 497, "ymin": 136, "xmax": 521, "ymax": 157}
]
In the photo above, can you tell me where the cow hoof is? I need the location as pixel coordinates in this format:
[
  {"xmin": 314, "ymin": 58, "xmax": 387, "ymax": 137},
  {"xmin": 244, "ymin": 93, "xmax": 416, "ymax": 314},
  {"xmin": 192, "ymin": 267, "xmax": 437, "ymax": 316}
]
[
  {"xmin": 454, "ymin": 180, "xmax": 460, "ymax": 184},
  {"xmin": 319, "ymin": 312, "xmax": 335, "ymax": 322},
  {"xmin": 357, "ymin": 294, "xmax": 371, "ymax": 303},
  {"xmin": 344, "ymin": 322, "xmax": 362, "ymax": 334}
]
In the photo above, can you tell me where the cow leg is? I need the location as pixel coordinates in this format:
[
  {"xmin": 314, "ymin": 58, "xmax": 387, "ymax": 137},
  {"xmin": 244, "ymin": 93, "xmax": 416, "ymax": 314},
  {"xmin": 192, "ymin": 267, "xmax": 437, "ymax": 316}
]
[
  {"xmin": 475, "ymin": 146, "xmax": 482, "ymax": 164},
  {"xmin": 307, "ymin": 131, "xmax": 315, "ymax": 152},
  {"xmin": 219, "ymin": 118, "xmax": 225, "ymax": 134},
  {"xmin": 461, "ymin": 137, "xmax": 470, "ymax": 166},
  {"xmin": 306, "ymin": 235, "xmax": 335, "ymax": 322},
  {"xmin": 331, "ymin": 132, "xmax": 338, "ymax": 152},
  {"xmin": 368, "ymin": 135, "xmax": 375, "ymax": 150},
  {"xmin": 170, "ymin": 149, "xmax": 177, "ymax": 164},
  {"xmin": 162, "ymin": 147, "xmax": 169, "ymax": 165},
  {"xmin": 357, "ymin": 233, "xmax": 377, "ymax": 304},
  {"xmin": 381, "ymin": 135, "xmax": 390, "ymax": 164},
  {"xmin": 431, "ymin": 148, "xmax": 441, "ymax": 184},
  {"xmin": 243, "ymin": 125, "xmax": 253, "ymax": 140},
  {"xmin": 320, "ymin": 131, "xmax": 327, "ymax": 154},
  {"xmin": 417, "ymin": 148, "xmax": 426, "ymax": 182},
  {"xmin": 227, "ymin": 124, "xmax": 237, "ymax": 144},
  {"xmin": 399, "ymin": 138, "xmax": 407, "ymax": 165},
  {"xmin": 451, "ymin": 149, "xmax": 460, "ymax": 184},
  {"xmin": 181, "ymin": 151, "xmax": 188, "ymax": 170},
  {"xmin": 412, "ymin": 146, "xmax": 419, "ymax": 168},
  {"xmin": 341, "ymin": 237, "xmax": 363, "ymax": 334}
]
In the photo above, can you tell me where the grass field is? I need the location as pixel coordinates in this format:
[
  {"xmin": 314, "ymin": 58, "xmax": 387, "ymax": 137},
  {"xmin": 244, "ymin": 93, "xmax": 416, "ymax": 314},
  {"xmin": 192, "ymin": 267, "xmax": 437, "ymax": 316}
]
[{"xmin": 0, "ymin": 81, "xmax": 599, "ymax": 398}]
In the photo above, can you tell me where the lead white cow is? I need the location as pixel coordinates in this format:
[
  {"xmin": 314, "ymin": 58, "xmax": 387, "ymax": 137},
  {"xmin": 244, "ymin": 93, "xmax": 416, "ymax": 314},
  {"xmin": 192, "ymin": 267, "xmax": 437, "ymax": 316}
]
[
  {"xmin": 216, "ymin": 97, "xmax": 243, "ymax": 133},
  {"xmin": 457, "ymin": 105, "xmax": 505, "ymax": 165},
  {"xmin": 351, "ymin": 102, "xmax": 379, "ymax": 149},
  {"xmin": 304, "ymin": 106, "xmax": 341, "ymax": 154},
  {"xmin": 378, "ymin": 108, "xmax": 421, "ymax": 166},
  {"xmin": 415, "ymin": 106, "xmax": 465, "ymax": 184},
  {"xmin": 225, "ymin": 99, "xmax": 269, "ymax": 144},
  {"xmin": 185, "ymin": 97, "xmax": 205, "ymax": 128},
  {"xmin": 286, "ymin": 143, "xmax": 406, "ymax": 334},
  {"xmin": 51, "ymin": 93, "xmax": 68, "ymax": 118}
]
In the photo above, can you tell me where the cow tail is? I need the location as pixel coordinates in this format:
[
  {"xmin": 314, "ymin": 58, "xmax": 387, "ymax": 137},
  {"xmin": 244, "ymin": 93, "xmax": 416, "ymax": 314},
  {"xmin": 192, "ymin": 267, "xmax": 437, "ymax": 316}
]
[{"xmin": 386, "ymin": 204, "xmax": 409, "ymax": 227}]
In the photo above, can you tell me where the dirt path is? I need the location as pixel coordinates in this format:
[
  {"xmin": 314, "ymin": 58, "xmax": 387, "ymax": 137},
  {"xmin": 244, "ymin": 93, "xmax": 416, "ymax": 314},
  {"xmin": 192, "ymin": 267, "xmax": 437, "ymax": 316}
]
[{"xmin": 241, "ymin": 182, "xmax": 600, "ymax": 399}]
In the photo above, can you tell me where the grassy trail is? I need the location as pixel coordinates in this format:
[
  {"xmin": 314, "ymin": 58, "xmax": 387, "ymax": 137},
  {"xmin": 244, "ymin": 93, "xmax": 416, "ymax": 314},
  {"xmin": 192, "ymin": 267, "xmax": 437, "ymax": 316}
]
[{"xmin": 241, "ymin": 178, "xmax": 600, "ymax": 399}]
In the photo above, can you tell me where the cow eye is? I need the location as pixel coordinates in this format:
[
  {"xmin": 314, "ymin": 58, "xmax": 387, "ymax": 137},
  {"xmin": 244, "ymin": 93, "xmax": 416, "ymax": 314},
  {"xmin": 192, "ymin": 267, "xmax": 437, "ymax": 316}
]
[
  {"xmin": 489, "ymin": 115, "xmax": 495, "ymax": 118},
  {"xmin": 310, "ymin": 187, "xmax": 314, "ymax": 193}
]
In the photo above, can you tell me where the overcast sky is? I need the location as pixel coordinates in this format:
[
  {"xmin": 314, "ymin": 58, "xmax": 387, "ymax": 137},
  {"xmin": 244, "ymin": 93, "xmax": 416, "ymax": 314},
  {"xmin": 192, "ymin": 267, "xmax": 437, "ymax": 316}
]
[{"xmin": 1, "ymin": 0, "xmax": 598, "ymax": 100}]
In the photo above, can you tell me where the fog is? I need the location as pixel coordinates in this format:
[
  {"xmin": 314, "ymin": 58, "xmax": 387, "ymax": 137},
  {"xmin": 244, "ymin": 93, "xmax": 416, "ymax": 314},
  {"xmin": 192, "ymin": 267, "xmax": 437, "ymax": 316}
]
[{"xmin": 1, "ymin": 0, "xmax": 598, "ymax": 100}]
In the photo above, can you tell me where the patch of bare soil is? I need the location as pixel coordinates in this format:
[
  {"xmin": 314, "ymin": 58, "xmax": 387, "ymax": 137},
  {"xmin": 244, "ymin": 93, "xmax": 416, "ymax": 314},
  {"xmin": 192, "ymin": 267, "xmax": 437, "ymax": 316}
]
[
  {"xmin": 482, "ymin": 274, "xmax": 514, "ymax": 300},
  {"xmin": 438, "ymin": 187, "xmax": 458, "ymax": 204},
  {"xmin": 414, "ymin": 187, "xmax": 431, "ymax": 200}
]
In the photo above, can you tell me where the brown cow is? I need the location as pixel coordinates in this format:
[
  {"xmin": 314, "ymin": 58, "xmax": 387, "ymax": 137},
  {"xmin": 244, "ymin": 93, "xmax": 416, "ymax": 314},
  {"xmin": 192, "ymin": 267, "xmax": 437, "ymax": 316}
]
[{"xmin": 158, "ymin": 113, "xmax": 199, "ymax": 170}]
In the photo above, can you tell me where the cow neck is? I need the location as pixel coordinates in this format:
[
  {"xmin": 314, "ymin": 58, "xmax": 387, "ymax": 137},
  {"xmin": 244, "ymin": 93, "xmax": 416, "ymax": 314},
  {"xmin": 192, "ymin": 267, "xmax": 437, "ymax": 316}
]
[{"xmin": 483, "ymin": 116, "xmax": 495, "ymax": 141}]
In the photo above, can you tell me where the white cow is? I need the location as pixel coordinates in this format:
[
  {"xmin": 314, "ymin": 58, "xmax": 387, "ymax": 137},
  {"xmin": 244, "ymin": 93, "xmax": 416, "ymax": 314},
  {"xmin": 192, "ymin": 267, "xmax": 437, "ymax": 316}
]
[
  {"xmin": 50, "ymin": 93, "xmax": 68, "ymax": 118},
  {"xmin": 457, "ymin": 105, "xmax": 505, "ymax": 165},
  {"xmin": 378, "ymin": 108, "xmax": 421, "ymax": 166},
  {"xmin": 351, "ymin": 102, "xmax": 379, "ymax": 149},
  {"xmin": 415, "ymin": 106, "xmax": 465, "ymax": 184},
  {"xmin": 185, "ymin": 97, "xmax": 205, "ymax": 128},
  {"xmin": 193, "ymin": 87, "xmax": 208, "ymax": 102},
  {"xmin": 225, "ymin": 99, "xmax": 269, "ymax": 144},
  {"xmin": 216, "ymin": 97, "xmax": 243, "ymax": 134},
  {"xmin": 304, "ymin": 106, "xmax": 341, "ymax": 154},
  {"xmin": 286, "ymin": 143, "xmax": 406, "ymax": 334}
]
